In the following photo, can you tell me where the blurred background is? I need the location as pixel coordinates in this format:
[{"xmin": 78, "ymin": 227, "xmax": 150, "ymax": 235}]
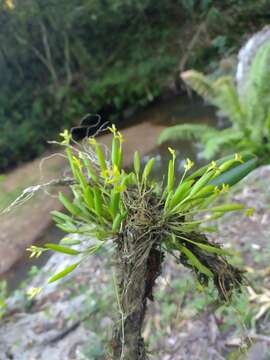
[{"xmin": 1, "ymin": 1, "xmax": 270, "ymax": 359}]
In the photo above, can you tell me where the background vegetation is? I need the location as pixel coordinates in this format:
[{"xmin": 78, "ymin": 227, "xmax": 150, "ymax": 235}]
[
  {"xmin": 159, "ymin": 40, "xmax": 270, "ymax": 163},
  {"xmin": 1, "ymin": 0, "xmax": 270, "ymax": 171}
]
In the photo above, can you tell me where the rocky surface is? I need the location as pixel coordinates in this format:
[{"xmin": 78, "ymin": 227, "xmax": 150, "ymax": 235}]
[
  {"xmin": 0, "ymin": 235, "xmax": 112, "ymax": 360},
  {"xmin": 236, "ymin": 25, "xmax": 270, "ymax": 97}
]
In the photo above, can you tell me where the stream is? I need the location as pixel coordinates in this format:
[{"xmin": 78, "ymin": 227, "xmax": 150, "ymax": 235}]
[{"xmin": 3, "ymin": 94, "xmax": 217, "ymax": 292}]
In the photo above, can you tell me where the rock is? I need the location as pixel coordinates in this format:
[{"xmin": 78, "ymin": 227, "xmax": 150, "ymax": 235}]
[
  {"xmin": 246, "ymin": 342, "xmax": 269, "ymax": 360},
  {"xmin": 0, "ymin": 235, "xmax": 110, "ymax": 359},
  {"xmin": 236, "ymin": 25, "xmax": 270, "ymax": 97},
  {"xmin": 0, "ymin": 293, "xmax": 94, "ymax": 360}
]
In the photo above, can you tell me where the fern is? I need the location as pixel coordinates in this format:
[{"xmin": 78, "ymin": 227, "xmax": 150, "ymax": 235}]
[
  {"xmin": 160, "ymin": 39, "xmax": 270, "ymax": 164},
  {"xmin": 243, "ymin": 41, "xmax": 270, "ymax": 142},
  {"xmin": 213, "ymin": 77, "xmax": 245, "ymax": 128},
  {"xmin": 181, "ymin": 72, "xmax": 245, "ymax": 127},
  {"xmin": 203, "ymin": 129, "xmax": 242, "ymax": 159},
  {"xmin": 181, "ymin": 70, "xmax": 216, "ymax": 100},
  {"xmin": 158, "ymin": 124, "xmax": 217, "ymax": 145}
]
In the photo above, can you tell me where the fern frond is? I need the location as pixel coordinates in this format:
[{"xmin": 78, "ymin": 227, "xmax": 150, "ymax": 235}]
[
  {"xmin": 245, "ymin": 40, "xmax": 270, "ymax": 104},
  {"xmin": 213, "ymin": 77, "xmax": 245, "ymax": 127},
  {"xmin": 176, "ymin": 40, "xmax": 270, "ymax": 161},
  {"xmin": 181, "ymin": 70, "xmax": 216, "ymax": 100},
  {"xmin": 243, "ymin": 40, "xmax": 270, "ymax": 142},
  {"xmin": 158, "ymin": 124, "xmax": 217, "ymax": 145},
  {"xmin": 181, "ymin": 71, "xmax": 245, "ymax": 128},
  {"xmin": 203, "ymin": 128, "xmax": 242, "ymax": 159}
]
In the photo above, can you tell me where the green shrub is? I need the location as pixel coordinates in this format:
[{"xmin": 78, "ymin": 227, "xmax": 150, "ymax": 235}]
[
  {"xmin": 0, "ymin": 0, "xmax": 181, "ymax": 171},
  {"xmin": 1, "ymin": 0, "xmax": 270, "ymax": 171}
]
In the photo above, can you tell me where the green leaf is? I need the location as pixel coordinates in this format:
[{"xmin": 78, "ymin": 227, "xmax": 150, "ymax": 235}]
[
  {"xmin": 188, "ymin": 170, "xmax": 215, "ymax": 198},
  {"xmin": 73, "ymin": 160, "xmax": 88, "ymax": 190},
  {"xmin": 66, "ymin": 148, "xmax": 76, "ymax": 175},
  {"xmin": 142, "ymin": 158, "xmax": 155, "ymax": 182},
  {"xmin": 45, "ymin": 243, "xmax": 81, "ymax": 255},
  {"xmin": 218, "ymin": 158, "xmax": 240, "ymax": 173},
  {"xmin": 121, "ymin": 172, "xmax": 136, "ymax": 187},
  {"xmin": 95, "ymin": 143, "xmax": 107, "ymax": 174},
  {"xmin": 164, "ymin": 190, "xmax": 173, "ymax": 210},
  {"xmin": 208, "ymin": 203, "xmax": 245, "ymax": 213},
  {"xmin": 112, "ymin": 211, "xmax": 127, "ymax": 232},
  {"xmin": 56, "ymin": 223, "xmax": 78, "ymax": 233},
  {"xmin": 84, "ymin": 186, "xmax": 95, "ymax": 210},
  {"xmin": 93, "ymin": 187, "xmax": 103, "ymax": 217},
  {"xmin": 190, "ymin": 184, "xmax": 215, "ymax": 199},
  {"xmin": 110, "ymin": 191, "xmax": 120, "ymax": 219},
  {"xmin": 83, "ymin": 159, "xmax": 98, "ymax": 182},
  {"xmin": 170, "ymin": 179, "xmax": 195, "ymax": 209},
  {"xmin": 48, "ymin": 263, "xmax": 79, "ymax": 283},
  {"xmin": 186, "ymin": 153, "xmax": 255, "ymax": 182},
  {"xmin": 210, "ymin": 158, "xmax": 258, "ymax": 187},
  {"xmin": 179, "ymin": 244, "xmax": 213, "ymax": 277},
  {"xmin": 59, "ymin": 192, "xmax": 81, "ymax": 217},
  {"xmin": 133, "ymin": 151, "xmax": 141, "ymax": 176},
  {"xmin": 60, "ymin": 238, "xmax": 82, "ymax": 246},
  {"xmin": 112, "ymin": 213, "xmax": 122, "ymax": 232},
  {"xmin": 86, "ymin": 244, "xmax": 104, "ymax": 254},
  {"xmin": 167, "ymin": 159, "xmax": 175, "ymax": 193},
  {"xmin": 51, "ymin": 210, "xmax": 73, "ymax": 223},
  {"xmin": 178, "ymin": 236, "xmax": 232, "ymax": 256},
  {"xmin": 112, "ymin": 136, "xmax": 121, "ymax": 169}
]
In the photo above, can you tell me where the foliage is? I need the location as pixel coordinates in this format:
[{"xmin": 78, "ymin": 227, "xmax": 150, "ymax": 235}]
[
  {"xmin": 1, "ymin": 0, "xmax": 270, "ymax": 171},
  {"xmin": 0, "ymin": 0, "xmax": 181, "ymax": 171},
  {"xmin": 159, "ymin": 40, "xmax": 270, "ymax": 163},
  {"xmin": 25, "ymin": 127, "xmax": 256, "ymax": 303}
]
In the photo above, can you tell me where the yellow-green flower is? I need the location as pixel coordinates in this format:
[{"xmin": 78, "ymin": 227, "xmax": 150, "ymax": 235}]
[
  {"xmin": 108, "ymin": 124, "xmax": 117, "ymax": 134},
  {"xmin": 26, "ymin": 245, "xmax": 46, "ymax": 258},
  {"xmin": 59, "ymin": 129, "xmax": 72, "ymax": 145},
  {"xmin": 184, "ymin": 158, "xmax": 194, "ymax": 171},
  {"xmin": 5, "ymin": 0, "xmax": 15, "ymax": 10},
  {"xmin": 73, "ymin": 156, "xmax": 82, "ymax": 169},
  {"xmin": 116, "ymin": 131, "xmax": 124, "ymax": 143},
  {"xmin": 208, "ymin": 160, "xmax": 218, "ymax": 171},
  {"xmin": 235, "ymin": 153, "xmax": 244, "ymax": 163},
  {"xmin": 105, "ymin": 165, "xmax": 121, "ymax": 185},
  {"xmin": 221, "ymin": 184, "xmax": 230, "ymax": 193},
  {"xmin": 246, "ymin": 208, "xmax": 255, "ymax": 217},
  {"xmin": 27, "ymin": 287, "xmax": 42, "ymax": 299},
  {"xmin": 168, "ymin": 147, "xmax": 176, "ymax": 160},
  {"xmin": 89, "ymin": 138, "xmax": 97, "ymax": 145}
]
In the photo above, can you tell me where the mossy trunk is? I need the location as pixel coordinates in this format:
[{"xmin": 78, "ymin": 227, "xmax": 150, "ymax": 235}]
[
  {"xmin": 111, "ymin": 233, "xmax": 163, "ymax": 360},
  {"xmin": 111, "ymin": 263, "xmax": 148, "ymax": 360}
]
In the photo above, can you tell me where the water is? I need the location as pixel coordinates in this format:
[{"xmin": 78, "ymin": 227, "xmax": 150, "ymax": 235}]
[{"xmin": 128, "ymin": 95, "xmax": 217, "ymax": 181}]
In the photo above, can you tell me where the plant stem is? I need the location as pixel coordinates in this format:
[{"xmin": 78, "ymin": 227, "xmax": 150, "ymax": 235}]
[{"xmin": 111, "ymin": 237, "xmax": 163, "ymax": 360}]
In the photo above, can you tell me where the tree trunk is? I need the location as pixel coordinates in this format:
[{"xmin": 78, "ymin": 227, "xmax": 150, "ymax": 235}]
[{"xmin": 111, "ymin": 237, "xmax": 163, "ymax": 360}]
